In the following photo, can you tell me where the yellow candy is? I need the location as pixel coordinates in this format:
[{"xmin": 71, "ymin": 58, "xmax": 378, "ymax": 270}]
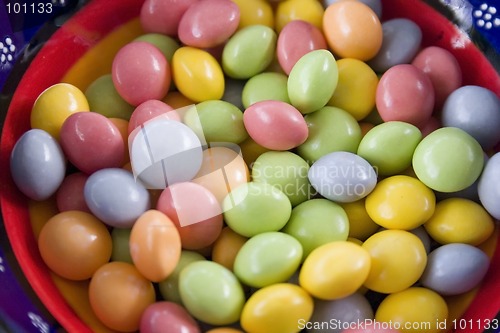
[
  {"xmin": 241, "ymin": 283, "xmax": 313, "ymax": 333},
  {"xmin": 365, "ymin": 175, "xmax": 436, "ymax": 230},
  {"xmin": 31, "ymin": 83, "xmax": 89, "ymax": 140},
  {"xmin": 375, "ymin": 287, "xmax": 448, "ymax": 333},
  {"xmin": 362, "ymin": 229, "xmax": 427, "ymax": 293},
  {"xmin": 328, "ymin": 58, "xmax": 379, "ymax": 120},
  {"xmin": 424, "ymin": 197, "xmax": 495, "ymax": 246},
  {"xmin": 172, "ymin": 46, "xmax": 225, "ymax": 102},
  {"xmin": 275, "ymin": 0, "xmax": 324, "ymax": 33},
  {"xmin": 299, "ymin": 241, "xmax": 371, "ymax": 300},
  {"xmin": 232, "ymin": 0, "xmax": 274, "ymax": 29},
  {"xmin": 341, "ymin": 198, "xmax": 379, "ymax": 241}
]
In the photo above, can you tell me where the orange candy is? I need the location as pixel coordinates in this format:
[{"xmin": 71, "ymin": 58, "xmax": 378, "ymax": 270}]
[
  {"xmin": 89, "ymin": 261, "xmax": 156, "ymax": 332},
  {"xmin": 129, "ymin": 209, "xmax": 182, "ymax": 282},
  {"xmin": 323, "ymin": 1, "xmax": 382, "ymax": 61},
  {"xmin": 38, "ymin": 211, "xmax": 112, "ymax": 281}
]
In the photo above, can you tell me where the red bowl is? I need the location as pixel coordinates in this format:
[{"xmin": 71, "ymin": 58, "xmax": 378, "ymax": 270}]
[{"xmin": 1, "ymin": 0, "xmax": 500, "ymax": 332}]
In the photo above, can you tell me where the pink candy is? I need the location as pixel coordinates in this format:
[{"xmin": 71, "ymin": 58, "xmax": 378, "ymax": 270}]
[
  {"xmin": 376, "ymin": 64, "xmax": 435, "ymax": 127},
  {"xmin": 178, "ymin": 0, "xmax": 240, "ymax": 48},
  {"xmin": 112, "ymin": 41, "xmax": 170, "ymax": 106},
  {"xmin": 277, "ymin": 20, "xmax": 327, "ymax": 75},
  {"xmin": 60, "ymin": 112, "xmax": 125, "ymax": 174},
  {"xmin": 243, "ymin": 100, "xmax": 309, "ymax": 151}
]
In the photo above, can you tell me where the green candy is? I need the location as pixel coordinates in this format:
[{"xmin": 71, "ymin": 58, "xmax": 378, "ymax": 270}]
[
  {"xmin": 233, "ymin": 232, "xmax": 302, "ymax": 288},
  {"xmin": 222, "ymin": 25, "xmax": 277, "ymax": 79},
  {"xmin": 297, "ymin": 106, "xmax": 362, "ymax": 164},
  {"xmin": 179, "ymin": 261, "xmax": 245, "ymax": 325},
  {"xmin": 184, "ymin": 100, "xmax": 248, "ymax": 144},
  {"xmin": 85, "ymin": 74, "xmax": 134, "ymax": 120},
  {"xmin": 134, "ymin": 33, "xmax": 180, "ymax": 63},
  {"xmin": 282, "ymin": 199, "xmax": 349, "ymax": 260},
  {"xmin": 358, "ymin": 121, "xmax": 422, "ymax": 176},
  {"xmin": 110, "ymin": 227, "xmax": 133, "ymax": 264},
  {"xmin": 158, "ymin": 250, "xmax": 206, "ymax": 304},
  {"xmin": 412, "ymin": 127, "xmax": 484, "ymax": 193},
  {"xmin": 242, "ymin": 72, "xmax": 290, "ymax": 108},
  {"xmin": 288, "ymin": 49, "xmax": 338, "ymax": 114},
  {"xmin": 251, "ymin": 151, "xmax": 311, "ymax": 206},
  {"xmin": 223, "ymin": 182, "xmax": 292, "ymax": 237}
]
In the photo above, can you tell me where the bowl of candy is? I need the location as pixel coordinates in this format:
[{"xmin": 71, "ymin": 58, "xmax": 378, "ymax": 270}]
[{"xmin": 1, "ymin": 0, "xmax": 500, "ymax": 332}]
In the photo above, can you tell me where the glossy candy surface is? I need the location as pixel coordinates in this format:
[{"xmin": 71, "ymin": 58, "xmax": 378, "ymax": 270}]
[
  {"xmin": 178, "ymin": 0, "xmax": 240, "ymax": 48},
  {"xmin": 362, "ymin": 230, "xmax": 427, "ymax": 293},
  {"xmin": 424, "ymin": 197, "xmax": 494, "ymax": 245},
  {"xmin": 299, "ymin": 241, "xmax": 371, "ymax": 300},
  {"xmin": 30, "ymin": 83, "xmax": 90, "ymax": 140},
  {"xmin": 309, "ymin": 151, "xmax": 377, "ymax": 203},
  {"xmin": 287, "ymin": 49, "xmax": 338, "ymax": 114},
  {"xmin": 222, "ymin": 25, "xmax": 277, "ymax": 79},
  {"xmin": 139, "ymin": 301, "xmax": 200, "ymax": 333},
  {"xmin": 129, "ymin": 210, "xmax": 182, "ymax": 282},
  {"xmin": 234, "ymin": 231, "xmax": 302, "ymax": 288},
  {"xmin": 172, "ymin": 47, "xmax": 225, "ymax": 102},
  {"xmin": 243, "ymin": 100, "xmax": 308, "ymax": 150},
  {"xmin": 156, "ymin": 182, "xmax": 223, "ymax": 249},
  {"xmin": 420, "ymin": 243, "xmax": 490, "ymax": 296},
  {"xmin": 60, "ymin": 112, "xmax": 125, "ymax": 174},
  {"xmin": 441, "ymin": 85, "xmax": 500, "ymax": 150},
  {"xmin": 376, "ymin": 64, "xmax": 434, "ymax": 127},
  {"xmin": 84, "ymin": 168, "xmax": 151, "ymax": 228},
  {"xmin": 10, "ymin": 129, "xmax": 66, "ymax": 201},
  {"xmin": 297, "ymin": 106, "xmax": 362, "ymax": 163},
  {"xmin": 478, "ymin": 152, "xmax": 500, "ymax": 219},
  {"xmin": 89, "ymin": 262, "xmax": 156, "ymax": 332},
  {"xmin": 323, "ymin": 1, "xmax": 382, "ymax": 61},
  {"xmin": 240, "ymin": 283, "xmax": 313, "ymax": 333},
  {"xmin": 412, "ymin": 127, "xmax": 484, "ymax": 192},
  {"xmin": 179, "ymin": 261, "xmax": 245, "ymax": 325},
  {"xmin": 283, "ymin": 199, "xmax": 349, "ymax": 259},
  {"xmin": 112, "ymin": 41, "xmax": 170, "ymax": 106},
  {"xmin": 38, "ymin": 211, "xmax": 112, "ymax": 281},
  {"xmin": 365, "ymin": 175, "xmax": 435, "ymax": 230},
  {"xmin": 223, "ymin": 182, "xmax": 292, "ymax": 237},
  {"xmin": 277, "ymin": 20, "xmax": 327, "ymax": 75}
]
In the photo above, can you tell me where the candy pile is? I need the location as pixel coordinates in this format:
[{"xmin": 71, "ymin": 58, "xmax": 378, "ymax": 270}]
[{"xmin": 8, "ymin": 0, "xmax": 500, "ymax": 332}]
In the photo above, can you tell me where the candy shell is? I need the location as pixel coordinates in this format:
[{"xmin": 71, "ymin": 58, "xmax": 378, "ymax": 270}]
[
  {"xmin": 287, "ymin": 49, "xmax": 338, "ymax": 114},
  {"xmin": 412, "ymin": 127, "xmax": 484, "ymax": 193},
  {"xmin": 60, "ymin": 112, "xmax": 125, "ymax": 174},
  {"xmin": 308, "ymin": 151, "xmax": 377, "ymax": 203},
  {"xmin": 376, "ymin": 64, "xmax": 434, "ymax": 127},
  {"xmin": 234, "ymin": 232, "xmax": 302, "ymax": 288},
  {"xmin": 38, "ymin": 211, "xmax": 112, "ymax": 281},
  {"xmin": 178, "ymin": 0, "xmax": 240, "ymax": 48},
  {"xmin": 179, "ymin": 261, "xmax": 245, "ymax": 325},
  {"xmin": 140, "ymin": 302, "xmax": 200, "ymax": 333},
  {"xmin": 84, "ymin": 168, "xmax": 151, "ymax": 228},
  {"xmin": 243, "ymin": 100, "xmax": 308, "ymax": 150},
  {"xmin": 277, "ymin": 20, "xmax": 327, "ymax": 75},
  {"xmin": 478, "ymin": 152, "xmax": 500, "ymax": 219},
  {"xmin": 441, "ymin": 85, "xmax": 500, "ymax": 150},
  {"xmin": 89, "ymin": 262, "xmax": 156, "ymax": 332},
  {"xmin": 140, "ymin": 0, "xmax": 199, "ymax": 36},
  {"xmin": 222, "ymin": 25, "xmax": 277, "ymax": 79},
  {"xmin": 112, "ymin": 41, "xmax": 170, "ymax": 106},
  {"xmin": 420, "ymin": 243, "xmax": 490, "ymax": 296},
  {"xmin": 156, "ymin": 182, "xmax": 223, "ymax": 250},
  {"xmin": 10, "ymin": 129, "xmax": 66, "ymax": 201},
  {"xmin": 223, "ymin": 182, "xmax": 292, "ymax": 237},
  {"xmin": 368, "ymin": 18, "xmax": 422, "ymax": 73}
]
